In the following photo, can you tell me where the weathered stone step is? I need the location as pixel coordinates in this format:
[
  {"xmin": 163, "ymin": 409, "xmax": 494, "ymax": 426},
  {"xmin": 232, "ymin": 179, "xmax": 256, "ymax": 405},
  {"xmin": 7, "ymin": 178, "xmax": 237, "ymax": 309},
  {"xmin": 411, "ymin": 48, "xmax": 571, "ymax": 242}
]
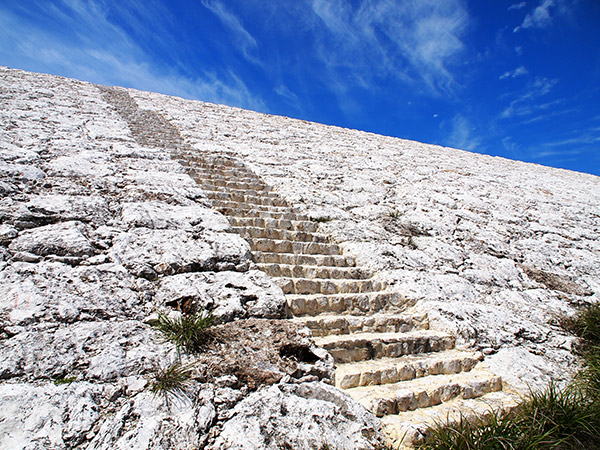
[
  {"xmin": 275, "ymin": 277, "xmax": 383, "ymax": 295},
  {"xmin": 253, "ymin": 251, "xmax": 355, "ymax": 267},
  {"xmin": 287, "ymin": 292, "xmax": 413, "ymax": 316},
  {"xmin": 334, "ymin": 349, "xmax": 483, "ymax": 389},
  {"xmin": 382, "ymin": 391, "xmax": 520, "ymax": 448},
  {"xmin": 202, "ymin": 186, "xmax": 280, "ymax": 200},
  {"xmin": 198, "ymin": 179, "xmax": 270, "ymax": 192},
  {"xmin": 248, "ymin": 239, "xmax": 342, "ymax": 256},
  {"xmin": 207, "ymin": 192, "xmax": 288, "ymax": 207},
  {"xmin": 258, "ymin": 263, "xmax": 371, "ymax": 280},
  {"xmin": 195, "ymin": 173, "xmax": 260, "ymax": 185},
  {"xmin": 347, "ymin": 370, "xmax": 502, "ymax": 418},
  {"xmin": 210, "ymin": 200, "xmax": 294, "ymax": 213},
  {"xmin": 315, "ymin": 330, "xmax": 455, "ymax": 363},
  {"xmin": 188, "ymin": 166, "xmax": 255, "ymax": 178},
  {"xmin": 178, "ymin": 155, "xmax": 244, "ymax": 169},
  {"xmin": 223, "ymin": 208, "xmax": 309, "ymax": 222},
  {"xmin": 230, "ymin": 216, "xmax": 319, "ymax": 233},
  {"xmin": 216, "ymin": 207, "xmax": 306, "ymax": 221},
  {"xmin": 294, "ymin": 313, "xmax": 428, "ymax": 337},
  {"xmin": 234, "ymin": 227, "xmax": 330, "ymax": 243}
]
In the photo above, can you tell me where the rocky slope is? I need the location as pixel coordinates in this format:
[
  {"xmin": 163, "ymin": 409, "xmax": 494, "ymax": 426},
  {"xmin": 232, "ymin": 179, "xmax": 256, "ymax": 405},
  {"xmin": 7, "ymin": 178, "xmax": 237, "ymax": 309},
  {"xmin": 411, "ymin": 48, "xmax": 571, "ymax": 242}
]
[
  {"xmin": 0, "ymin": 67, "xmax": 383, "ymax": 450},
  {"xmin": 0, "ymin": 65, "xmax": 599, "ymax": 449},
  {"xmin": 132, "ymin": 87, "xmax": 600, "ymax": 392}
]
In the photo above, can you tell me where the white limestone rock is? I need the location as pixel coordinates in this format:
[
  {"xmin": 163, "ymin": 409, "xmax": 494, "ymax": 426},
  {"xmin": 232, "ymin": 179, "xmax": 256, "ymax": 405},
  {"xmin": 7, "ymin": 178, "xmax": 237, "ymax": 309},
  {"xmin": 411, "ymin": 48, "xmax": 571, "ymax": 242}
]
[
  {"xmin": 0, "ymin": 320, "xmax": 168, "ymax": 382},
  {"xmin": 210, "ymin": 381, "xmax": 384, "ymax": 450},
  {"xmin": 155, "ymin": 270, "xmax": 288, "ymax": 321},
  {"xmin": 110, "ymin": 228, "xmax": 250, "ymax": 278},
  {"xmin": 8, "ymin": 221, "xmax": 96, "ymax": 258},
  {"xmin": 120, "ymin": 201, "xmax": 230, "ymax": 232},
  {"xmin": 0, "ymin": 261, "xmax": 151, "ymax": 327}
]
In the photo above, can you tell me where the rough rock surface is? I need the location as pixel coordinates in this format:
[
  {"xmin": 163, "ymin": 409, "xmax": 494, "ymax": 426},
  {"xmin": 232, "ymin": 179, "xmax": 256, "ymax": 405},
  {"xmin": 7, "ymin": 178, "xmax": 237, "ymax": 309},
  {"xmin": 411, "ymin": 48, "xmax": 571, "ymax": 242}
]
[
  {"xmin": 133, "ymin": 86, "xmax": 600, "ymax": 392},
  {"xmin": 0, "ymin": 67, "xmax": 375, "ymax": 450}
]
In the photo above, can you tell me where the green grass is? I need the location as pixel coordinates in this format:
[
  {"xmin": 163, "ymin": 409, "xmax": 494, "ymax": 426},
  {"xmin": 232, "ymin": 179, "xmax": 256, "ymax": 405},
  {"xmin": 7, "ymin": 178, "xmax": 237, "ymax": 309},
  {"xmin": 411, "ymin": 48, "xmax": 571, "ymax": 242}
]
[
  {"xmin": 53, "ymin": 376, "xmax": 78, "ymax": 385},
  {"xmin": 419, "ymin": 303, "xmax": 600, "ymax": 450},
  {"xmin": 149, "ymin": 310, "xmax": 214, "ymax": 353},
  {"xmin": 150, "ymin": 361, "xmax": 193, "ymax": 400},
  {"xmin": 387, "ymin": 209, "xmax": 401, "ymax": 219}
]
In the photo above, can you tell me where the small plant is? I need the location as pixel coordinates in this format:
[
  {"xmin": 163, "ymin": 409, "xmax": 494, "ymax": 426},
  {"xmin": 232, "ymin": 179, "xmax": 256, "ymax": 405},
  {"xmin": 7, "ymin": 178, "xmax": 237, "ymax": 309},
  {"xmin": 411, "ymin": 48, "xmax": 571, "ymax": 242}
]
[
  {"xmin": 53, "ymin": 376, "xmax": 78, "ymax": 385},
  {"xmin": 387, "ymin": 209, "xmax": 401, "ymax": 219},
  {"xmin": 150, "ymin": 309, "xmax": 214, "ymax": 353},
  {"xmin": 569, "ymin": 303, "xmax": 600, "ymax": 346},
  {"xmin": 150, "ymin": 361, "xmax": 193, "ymax": 400},
  {"xmin": 309, "ymin": 216, "xmax": 333, "ymax": 223}
]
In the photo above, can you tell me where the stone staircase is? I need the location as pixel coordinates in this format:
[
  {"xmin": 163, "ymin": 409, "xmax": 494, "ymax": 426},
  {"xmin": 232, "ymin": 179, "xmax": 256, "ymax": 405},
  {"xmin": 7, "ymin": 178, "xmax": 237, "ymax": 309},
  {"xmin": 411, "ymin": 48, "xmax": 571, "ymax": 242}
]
[
  {"xmin": 99, "ymin": 85, "xmax": 518, "ymax": 447},
  {"xmin": 176, "ymin": 150, "xmax": 519, "ymax": 447}
]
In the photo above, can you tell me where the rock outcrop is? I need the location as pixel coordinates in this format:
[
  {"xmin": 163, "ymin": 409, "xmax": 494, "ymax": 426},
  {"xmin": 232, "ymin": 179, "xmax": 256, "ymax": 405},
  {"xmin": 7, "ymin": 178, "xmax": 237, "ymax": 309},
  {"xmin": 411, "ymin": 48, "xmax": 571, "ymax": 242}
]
[
  {"xmin": 1, "ymin": 65, "xmax": 599, "ymax": 449},
  {"xmin": 0, "ymin": 67, "xmax": 381, "ymax": 450}
]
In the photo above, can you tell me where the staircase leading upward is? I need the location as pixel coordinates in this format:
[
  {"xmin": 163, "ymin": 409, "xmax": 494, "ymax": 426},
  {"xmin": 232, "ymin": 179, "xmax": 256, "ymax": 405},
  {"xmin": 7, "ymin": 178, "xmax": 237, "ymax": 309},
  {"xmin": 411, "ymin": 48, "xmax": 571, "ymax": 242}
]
[
  {"xmin": 100, "ymin": 85, "xmax": 518, "ymax": 447},
  {"xmin": 177, "ymin": 150, "xmax": 519, "ymax": 447}
]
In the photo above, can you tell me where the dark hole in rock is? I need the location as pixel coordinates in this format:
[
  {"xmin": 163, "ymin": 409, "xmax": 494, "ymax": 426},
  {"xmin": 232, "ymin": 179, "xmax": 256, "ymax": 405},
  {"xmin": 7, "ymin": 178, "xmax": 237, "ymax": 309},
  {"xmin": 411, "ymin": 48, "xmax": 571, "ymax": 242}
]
[
  {"xmin": 165, "ymin": 296, "xmax": 196, "ymax": 314},
  {"xmin": 279, "ymin": 344, "xmax": 319, "ymax": 363}
]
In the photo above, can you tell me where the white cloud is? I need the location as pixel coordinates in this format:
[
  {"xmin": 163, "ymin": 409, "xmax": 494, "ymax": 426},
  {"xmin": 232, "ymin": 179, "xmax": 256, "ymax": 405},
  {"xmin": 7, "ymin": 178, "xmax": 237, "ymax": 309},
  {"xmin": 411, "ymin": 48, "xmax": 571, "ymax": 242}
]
[
  {"xmin": 202, "ymin": 1, "xmax": 260, "ymax": 64},
  {"xmin": 309, "ymin": 0, "xmax": 470, "ymax": 95},
  {"xmin": 509, "ymin": 2, "xmax": 527, "ymax": 11},
  {"xmin": 499, "ymin": 65, "xmax": 528, "ymax": 80},
  {"xmin": 447, "ymin": 114, "xmax": 482, "ymax": 151},
  {"xmin": 514, "ymin": 0, "xmax": 571, "ymax": 32},
  {"xmin": 500, "ymin": 77, "xmax": 559, "ymax": 118},
  {"xmin": 0, "ymin": 1, "xmax": 264, "ymax": 110}
]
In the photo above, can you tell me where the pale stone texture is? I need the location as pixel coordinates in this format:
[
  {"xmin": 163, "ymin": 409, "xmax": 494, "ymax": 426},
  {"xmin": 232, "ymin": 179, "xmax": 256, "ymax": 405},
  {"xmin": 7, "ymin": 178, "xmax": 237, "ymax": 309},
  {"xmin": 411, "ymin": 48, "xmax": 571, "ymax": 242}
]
[{"xmin": 133, "ymin": 85, "xmax": 600, "ymax": 392}]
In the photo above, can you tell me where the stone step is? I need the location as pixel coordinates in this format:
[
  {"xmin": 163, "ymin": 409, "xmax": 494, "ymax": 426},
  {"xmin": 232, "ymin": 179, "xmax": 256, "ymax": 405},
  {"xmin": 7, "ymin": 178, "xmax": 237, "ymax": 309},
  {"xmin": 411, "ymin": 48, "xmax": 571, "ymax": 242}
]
[
  {"xmin": 202, "ymin": 186, "xmax": 281, "ymax": 201},
  {"xmin": 274, "ymin": 277, "xmax": 383, "ymax": 295},
  {"xmin": 287, "ymin": 292, "xmax": 413, "ymax": 316},
  {"xmin": 211, "ymin": 200, "xmax": 294, "ymax": 213},
  {"xmin": 230, "ymin": 217, "xmax": 319, "ymax": 233},
  {"xmin": 217, "ymin": 207, "xmax": 306, "ymax": 221},
  {"xmin": 253, "ymin": 251, "xmax": 355, "ymax": 267},
  {"xmin": 195, "ymin": 172, "xmax": 260, "ymax": 185},
  {"xmin": 315, "ymin": 330, "xmax": 455, "ymax": 364},
  {"xmin": 347, "ymin": 370, "xmax": 503, "ymax": 418},
  {"xmin": 198, "ymin": 180, "xmax": 270, "ymax": 192},
  {"xmin": 382, "ymin": 391, "xmax": 520, "ymax": 448},
  {"xmin": 293, "ymin": 313, "xmax": 429, "ymax": 337},
  {"xmin": 258, "ymin": 263, "xmax": 371, "ymax": 280},
  {"xmin": 334, "ymin": 349, "xmax": 483, "ymax": 389},
  {"xmin": 207, "ymin": 192, "xmax": 288, "ymax": 207},
  {"xmin": 178, "ymin": 155, "xmax": 244, "ymax": 169},
  {"xmin": 234, "ymin": 227, "xmax": 330, "ymax": 243},
  {"xmin": 188, "ymin": 166, "xmax": 255, "ymax": 178},
  {"xmin": 248, "ymin": 239, "xmax": 342, "ymax": 255}
]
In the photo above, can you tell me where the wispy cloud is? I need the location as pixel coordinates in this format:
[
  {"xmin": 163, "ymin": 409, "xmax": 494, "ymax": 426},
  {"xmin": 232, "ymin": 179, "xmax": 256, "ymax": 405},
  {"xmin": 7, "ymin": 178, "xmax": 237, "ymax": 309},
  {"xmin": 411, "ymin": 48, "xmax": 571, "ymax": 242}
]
[
  {"xmin": 499, "ymin": 65, "xmax": 528, "ymax": 80},
  {"xmin": 308, "ymin": 0, "xmax": 470, "ymax": 96},
  {"xmin": 508, "ymin": 2, "xmax": 527, "ymax": 11},
  {"xmin": 500, "ymin": 77, "xmax": 559, "ymax": 118},
  {"xmin": 0, "ymin": 0, "xmax": 264, "ymax": 110},
  {"xmin": 514, "ymin": 0, "xmax": 571, "ymax": 32},
  {"xmin": 202, "ymin": 1, "xmax": 260, "ymax": 64},
  {"xmin": 446, "ymin": 114, "xmax": 482, "ymax": 151}
]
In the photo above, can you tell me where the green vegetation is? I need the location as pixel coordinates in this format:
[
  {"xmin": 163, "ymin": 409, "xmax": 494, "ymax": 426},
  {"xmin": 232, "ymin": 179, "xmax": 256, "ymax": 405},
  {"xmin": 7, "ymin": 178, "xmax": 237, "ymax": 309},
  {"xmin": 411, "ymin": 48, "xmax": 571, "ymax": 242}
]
[
  {"xmin": 387, "ymin": 209, "xmax": 401, "ymax": 219},
  {"xmin": 53, "ymin": 376, "xmax": 77, "ymax": 385},
  {"xmin": 309, "ymin": 216, "xmax": 333, "ymax": 223},
  {"xmin": 149, "ymin": 309, "xmax": 214, "ymax": 354},
  {"xmin": 419, "ymin": 303, "xmax": 600, "ymax": 450},
  {"xmin": 150, "ymin": 361, "xmax": 193, "ymax": 400}
]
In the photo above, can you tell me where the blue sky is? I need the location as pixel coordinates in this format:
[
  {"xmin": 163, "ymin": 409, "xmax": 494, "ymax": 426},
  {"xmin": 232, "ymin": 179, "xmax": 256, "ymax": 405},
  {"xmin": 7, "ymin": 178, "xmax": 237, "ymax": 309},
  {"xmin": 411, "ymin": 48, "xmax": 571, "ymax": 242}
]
[{"xmin": 1, "ymin": 1, "xmax": 599, "ymax": 176}]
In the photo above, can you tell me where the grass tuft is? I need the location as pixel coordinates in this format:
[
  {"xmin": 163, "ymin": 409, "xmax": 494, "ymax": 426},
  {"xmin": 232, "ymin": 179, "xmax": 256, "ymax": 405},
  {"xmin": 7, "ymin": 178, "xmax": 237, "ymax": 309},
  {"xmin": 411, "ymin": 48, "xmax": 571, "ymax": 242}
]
[
  {"xmin": 150, "ymin": 361, "xmax": 193, "ymax": 400},
  {"xmin": 420, "ymin": 303, "xmax": 600, "ymax": 450},
  {"xmin": 149, "ymin": 309, "xmax": 214, "ymax": 353},
  {"xmin": 53, "ymin": 376, "xmax": 77, "ymax": 385}
]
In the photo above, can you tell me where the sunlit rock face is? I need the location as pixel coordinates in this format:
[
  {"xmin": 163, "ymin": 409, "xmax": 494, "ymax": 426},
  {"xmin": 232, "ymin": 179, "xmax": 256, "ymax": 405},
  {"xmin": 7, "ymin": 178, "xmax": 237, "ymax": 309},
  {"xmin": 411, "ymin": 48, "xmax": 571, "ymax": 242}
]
[
  {"xmin": 1, "ymin": 65, "xmax": 598, "ymax": 449},
  {"xmin": 132, "ymin": 86, "xmax": 599, "ymax": 392}
]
